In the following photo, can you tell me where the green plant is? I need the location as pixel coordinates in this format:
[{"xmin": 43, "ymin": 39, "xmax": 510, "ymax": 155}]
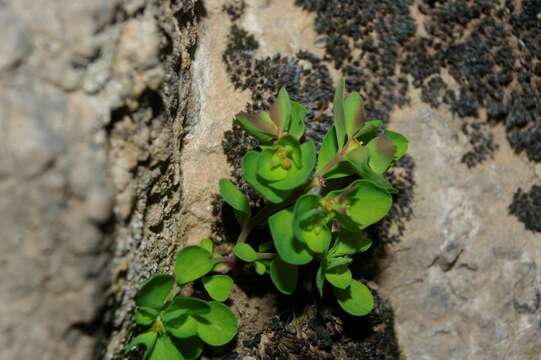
[
  {"xmin": 125, "ymin": 242, "xmax": 237, "ymax": 359},
  {"xmin": 126, "ymin": 79, "xmax": 408, "ymax": 359},
  {"xmin": 222, "ymin": 79, "xmax": 407, "ymax": 315}
]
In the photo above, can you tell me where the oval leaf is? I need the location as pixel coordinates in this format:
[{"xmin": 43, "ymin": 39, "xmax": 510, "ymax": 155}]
[
  {"xmin": 344, "ymin": 92, "xmax": 364, "ymax": 137},
  {"xmin": 149, "ymin": 335, "xmax": 184, "ymax": 360},
  {"xmin": 163, "ymin": 297, "xmax": 210, "ymax": 322},
  {"xmin": 171, "ymin": 336, "xmax": 204, "ymax": 360},
  {"xmin": 367, "ymin": 135, "xmax": 395, "ymax": 174},
  {"xmin": 325, "ymin": 265, "xmax": 352, "ymax": 289},
  {"xmin": 270, "ymin": 257, "xmax": 298, "ymax": 295},
  {"xmin": 135, "ymin": 274, "xmax": 175, "ymax": 310},
  {"xmin": 384, "ymin": 130, "xmax": 408, "ymax": 160},
  {"xmin": 134, "ymin": 306, "xmax": 159, "ymax": 326},
  {"xmin": 176, "ymin": 246, "xmax": 215, "ymax": 284},
  {"xmin": 196, "ymin": 301, "xmax": 238, "ymax": 346},
  {"xmin": 198, "ymin": 238, "xmax": 214, "ymax": 254},
  {"xmin": 269, "ymin": 208, "xmax": 313, "ymax": 265},
  {"xmin": 267, "ymin": 141, "xmax": 316, "ymax": 191},
  {"xmin": 202, "ymin": 275, "xmax": 233, "ymax": 302},
  {"xmin": 288, "ymin": 101, "xmax": 306, "ymax": 140},
  {"xmin": 242, "ymin": 151, "xmax": 291, "ymax": 203},
  {"xmin": 233, "ymin": 243, "xmax": 258, "ymax": 262},
  {"xmin": 329, "ymin": 231, "xmax": 372, "ymax": 257},
  {"xmin": 219, "ymin": 178, "xmax": 251, "ymax": 223},
  {"xmin": 333, "ymin": 280, "xmax": 374, "ymax": 316},
  {"xmin": 165, "ymin": 315, "xmax": 198, "ymax": 339},
  {"xmin": 346, "ymin": 180, "xmax": 393, "ymax": 228},
  {"xmin": 125, "ymin": 331, "xmax": 158, "ymax": 359}
]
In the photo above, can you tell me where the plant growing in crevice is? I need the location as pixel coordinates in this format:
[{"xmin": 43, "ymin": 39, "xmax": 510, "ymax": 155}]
[
  {"xmin": 126, "ymin": 79, "xmax": 408, "ymax": 359},
  {"xmin": 125, "ymin": 242, "xmax": 237, "ymax": 359},
  {"xmin": 223, "ymin": 79, "xmax": 408, "ymax": 315}
]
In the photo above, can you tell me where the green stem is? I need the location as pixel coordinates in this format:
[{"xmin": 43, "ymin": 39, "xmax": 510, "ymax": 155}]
[{"xmin": 256, "ymin": 252, "xmax": 276, "ymax": 260}]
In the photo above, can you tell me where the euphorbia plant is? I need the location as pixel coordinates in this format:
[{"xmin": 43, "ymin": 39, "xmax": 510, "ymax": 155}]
[
  {"xmin": 126, "ymin": 79, "xmax": 407, "ymax": 359},
  {"xmin": 224, "ymin": 79, "xmax": 407, "ymax": 315}
]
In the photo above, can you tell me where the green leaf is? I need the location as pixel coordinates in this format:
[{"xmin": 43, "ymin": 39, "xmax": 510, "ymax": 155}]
[
  {"xmin": 355, "ymin": 120, "xmax": 383, "ymax": 144},
  {"xmin": 270, "ymin": 257, "xmax": 298, "ymax": 295},
  {"xmin": 344, "ymin": 92, "xmax": 364, "ymax": 137},
  {"xmin": 171, "ymin": 337, "xmax": 204, "ymax": 360},
  {"xmin": 233, "ymin": 243, "xmax": 258, "ymax": 262},
  {"xmin": 270, "ymin": 87, "xmax": 292, "ymax": 132},
  {"xmin": 325, "ymin": 256, "xmax": 353, "ymax": 270},
  {"xmin": 165, "ymin": 315, "xmax": 198, "ymax": 339},
  {"xmin": 267, "ymin": 141, "xmax": 316, "ymax": 191},
  {"xmin": 242, "ymin": 150, "xmax": 290, "ymax": 203},
  {"xmin": 384, "ymin": 130, "xmax": 408, "ymax": 160},
  {"xmin": 293, "ymin": 194, "xmax": 331, "ymax": 253},
  {"xmin": 175, "ymin": 246, "xmax": 215, "ymax": 284},
  {"xmin": 333, "ymin": 78, "xmax": 346, "ymax": 149},
  {"xmin": 134, "ymin": 306, "xmax": 159, "ymax": 326},
  {"xmin": 198, "ymin": 238, "xmax": 214, "ymax": 254},
  {"xmin": 125, "ymin": 331, "xmax": 158, "ymax": 359},
  {"xmin": 150, "ymin": 335, "xmax": 184, "ymax": 360},
  {"xmin": 333, "ymin": 280, "xmax": 374, "ymax": 316},
  {"xmin": 162, "ymin": 297, "xmax": 210, "ymax": 322},
  {"xmin": 329, "ymin": 231, "xmax": 372, "ymax": 257},
  {"xmin": 367, "ymin": 135, "xmax": 396, "ymax": 174},
  {"xmin": 219, "ymin": 178, "xmax": 251, "ymax": 225},
  {"xmin": 196, "ymin": 301, "xmax": 238, "ymax": 346},
  {"xmin": 135, "ymin": 274, "xmax": 175, "ymax": 310},
  {"xmin": 316, "ymin": 126, "xmax": 355, "ymax": 179},
  {"xmin": 257, "ymin": 148, "xmax": 289, "ymax": 181},
  {"xmin": 316, "ymin": 265, "xmax": 325, "ymax": 297},
  {"xmin": 346, "ymin": 146, "xmax": 397, "ymax": 193},
  {"xmin": 269, "ymin": 208, "xmax": 313, "ymax": 265},
  {"xmin": 202, "ymin": 275, "xmax": 233, "ymax": 302},
  {"xmin": 258, "ymin": 241, "xmax": 273, "ymax": 252},
  {"xmin": 345, "ymin": 180, "xmax": 393, "ymax": 228},
  {"xmin": 325, "ymin": 265, "xmax": 352, "ymax": 289},
  {"xmin": 254, "ymin": 261, "xmax": 266, "ymax": 275},
  {"xmin": 288, "ymin": 101, "xmax": 306, "ymax": 140},
  {"xmin": 235, "ymin": 112, "xmax": 277, "ymax": 144}
]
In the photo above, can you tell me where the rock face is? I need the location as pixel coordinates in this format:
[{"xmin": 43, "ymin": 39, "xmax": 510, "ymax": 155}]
[
  {"xmin": 381, "ymin": 98, "xmax": 541, "ymax": 360},
  {"xmin": 0, "ymin": 0, "xmax": 198, "ymax": 359},
  {"xmin": 1, "ymin": 0, "xmax": 540, "ymax": 359}
]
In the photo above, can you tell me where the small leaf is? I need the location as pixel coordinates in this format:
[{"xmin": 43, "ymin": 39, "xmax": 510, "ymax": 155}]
[
  {"xmin": 355, "ymin": 120, "xmax": 383, "ymax": 144},
  {"xmin": 384, "ymin": 130, "xmax": 408, "ymax": 160},
  {"xmin": 316, "ymin": 265, "xmax": 325, "ymax": 297},
  {"xmin": 316, "ymin": 127, "xmax": 354, "ymax": 179},
  {"xmin": 270, "ymin": 87, "xmax": 292, "ymax": 132},
  {"xmin": 171, "ymin": 336, "xmax": 204, "ymax": 360},
  {"xmin": 175, "ymin": 246, "xmax": 215, "ymax": 284},
  {"xmin": 165, "ymin": 315, "xmax": 198, "ymax": 339},
  {"xmin": 257, "ymin": 148, "xmax": 289, "ymax": 181},
  {"xmin": 242, "ymin": 150, "xmax": 291, "ymax": 203},
  {"xmin": 233, "ymin": 243, "xmax": 258, "ymax": 262},
  {"xmin": 329, "ymin": 231, "xmax": 372, "ymax": 257},
  {"xmin": 269, "ymin": 208, "xmax": 313, "ymax": 265},
  {"xmin": 202, "ymin": 275, "xmax": 233, "ymax": 302},
  {"xmin": 149, "ymin": 335, "xmax": 184, "ymax": 360},
  {"xmin": 346, "ymin": 146, "xmax": 397, "ymax": 193},
  {"xmin": 293, "ymin": 194, "xmax": 331, "ymax": 254},
  {"xmin": 326, "ymin": 256, "xmax": 353, "ymax": 270},
  {"xmin": 135, "ymin": 274, "xmax": 175, "ymax": 310},
  {"xmin": 198, "ymin": 238, "xmax": 214, "ymax": 254},
  {"xmin": 270, "ymin": 257, "xmax": 298, "ymax": 295},
  {"xmin": 196, "ymin": 301, "xmax": 238, "ymax": 346},
  {"xmin": 219, "ymin": 178, "xmax": 251, "ymax": 224},
  {"xmin": 134, "ymin": 306, "xmax": 159, "ymax": 326},
  {"xmin": 333, "ymin": 280, "xmax": 374, "ymax": 316},
  {"xmin": 254, "ymin": 261, "xmax": 266, "ymax": 275},
  {"xmin": 266, "ymin": 141, "xmax": 316, "ymax": 191},
  {"xmin": 235, "ymin": 112, "xmax": 277, "ymax": 144},
  {"xmin": 125, "ymin": 331, "xmax": 157, "ymax": 359},
  {"xmin": 367, "ymin": 135, "xmax": 395, "ymax": 174},
  {"xmin": 162, "ymin": 297, "xmax": 210, "ymax": 322},
  {"xmin": 345, "ymin": 180, "xmax": 393, "ymax": 228},
  {"xmin": 288, "ymin": 101, "xmax": 306, "ymax": 140},
  {"xmin": 344, "ymin": 92, "xmax": 364, "ymax": 137},
  {"xmin": 325, "ymin": 265, "xmax": 352, "ymax": 289},
  {"xmin": 258, "ymin": 241, "xmax": 273, "ymax": 252},
  {"xmin": 333, "ymin": 78, "xmax": 346, "ymax": 149}
]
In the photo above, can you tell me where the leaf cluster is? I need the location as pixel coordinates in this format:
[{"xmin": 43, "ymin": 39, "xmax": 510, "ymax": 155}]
[
  {"xmin": 222, "ymin": 79, "xmax": 408, "ymax": 315},
  {"xmin": 125, "ymin": 241, "xmax": 237, "ymax": 360}
]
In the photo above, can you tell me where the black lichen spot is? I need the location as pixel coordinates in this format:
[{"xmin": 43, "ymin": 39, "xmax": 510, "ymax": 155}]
[
  {"xmin": 509, "ymin": 184, "xmax": 541, "ymax": 233},
  {"xmin": 222, "ymin": 0, "xmax": 246, "ymax": 21}
]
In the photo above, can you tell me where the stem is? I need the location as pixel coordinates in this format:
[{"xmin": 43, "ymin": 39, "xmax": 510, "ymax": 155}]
[{"xmin": 256, "ymin": 252, "xmax": 276, "ymax": 260}]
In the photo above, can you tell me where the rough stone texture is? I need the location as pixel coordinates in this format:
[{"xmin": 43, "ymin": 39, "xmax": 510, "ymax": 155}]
[
  {"xmin": 380, "ymin": 92, "xmax": 541, "ymax": 359},
  {"xmin": 0, "ymin": 0, "xmax": 199, "ymax": 359}
]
